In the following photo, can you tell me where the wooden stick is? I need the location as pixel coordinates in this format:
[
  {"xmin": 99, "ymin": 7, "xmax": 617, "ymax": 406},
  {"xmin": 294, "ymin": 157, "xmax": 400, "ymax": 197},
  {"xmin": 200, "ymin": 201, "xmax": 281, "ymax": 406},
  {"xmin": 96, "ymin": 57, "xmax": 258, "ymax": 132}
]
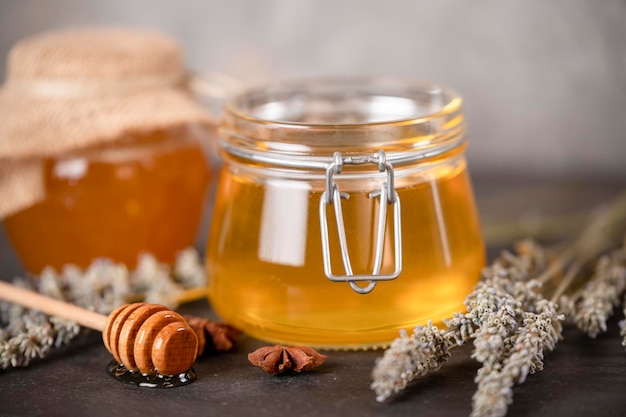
[
  {"xmin": 0, "ymin": 280, "xmax": 198, "ymax": 376},
  {"xmin": 0, "ymin": 280, "xmax": 107, "ymax": 331},
  {"xmin": 172, "ymin": 286, "xmax": 209, "ymax": 305}
]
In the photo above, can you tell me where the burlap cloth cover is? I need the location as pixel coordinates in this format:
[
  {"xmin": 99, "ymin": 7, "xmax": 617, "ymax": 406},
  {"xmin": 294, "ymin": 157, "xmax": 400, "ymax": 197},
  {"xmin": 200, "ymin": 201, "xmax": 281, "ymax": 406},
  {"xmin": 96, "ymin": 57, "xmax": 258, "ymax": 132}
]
[{"xmin": 0, "ymin": 28, "xmax": 214, "ymax": 218}]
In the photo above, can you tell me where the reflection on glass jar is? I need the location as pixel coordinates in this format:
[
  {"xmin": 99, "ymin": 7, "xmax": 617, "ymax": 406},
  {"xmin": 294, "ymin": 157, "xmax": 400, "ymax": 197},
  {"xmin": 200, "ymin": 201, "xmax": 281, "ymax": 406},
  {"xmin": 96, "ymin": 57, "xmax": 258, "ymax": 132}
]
[
  {"xmin": 4, "ymin": 124, "xmax": 216, "ymax": 272},
  {"xmin": 207, "ymin": 77, "xmax": 485, "ymax": 348}
]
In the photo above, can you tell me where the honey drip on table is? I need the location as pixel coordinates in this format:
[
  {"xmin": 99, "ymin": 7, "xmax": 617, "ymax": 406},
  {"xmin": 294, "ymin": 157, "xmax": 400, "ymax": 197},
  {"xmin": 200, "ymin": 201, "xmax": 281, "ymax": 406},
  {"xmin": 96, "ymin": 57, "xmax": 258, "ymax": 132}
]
[{"xmin": 106, "ymin": 361, "xmax": 196, "ymax": 389}]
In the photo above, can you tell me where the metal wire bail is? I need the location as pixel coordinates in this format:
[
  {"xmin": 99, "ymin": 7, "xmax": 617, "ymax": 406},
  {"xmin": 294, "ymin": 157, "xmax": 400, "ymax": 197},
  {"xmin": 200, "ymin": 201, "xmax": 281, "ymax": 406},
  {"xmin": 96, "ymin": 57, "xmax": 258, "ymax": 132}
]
[{"xmin": 319, "ymin": 151, "xmax": 402, "ymax": 294}]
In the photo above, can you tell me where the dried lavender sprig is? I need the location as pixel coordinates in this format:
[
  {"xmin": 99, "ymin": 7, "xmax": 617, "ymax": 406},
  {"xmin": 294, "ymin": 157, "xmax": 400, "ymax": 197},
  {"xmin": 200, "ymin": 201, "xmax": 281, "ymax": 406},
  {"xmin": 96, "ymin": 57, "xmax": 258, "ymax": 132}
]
[
  {"xmin": 372, "ymin": 278, "xmax": 516, "ymax": 399},
  {"xmin": 468, "ymin": 244, "xmax": 564, "ymax": 417},
  {"xmin": 174, "ymin": 248, "xmax": 207, "ymax": 289},
  {"xmin": 556, "ymin": 294, "xmax": 577, "ymax": 325},
  {"xmin": 448, "ymin": 280, "xmax": 518, "ymax": 346},
  {"xmin": 373, "ymin": 192, "xmax": 626, "ymax": 412},
  {"xmin": 471, "ymin": 300, "xmax": 564, "ymax": 417},
  {"xmin": 131, "ymin": 253, "xmax": 185, "ymax": 307},
  {"xmin": 446, "ymin": 242, "xmax": 546, "ymax": 347},
  {"xmin": 468, "ymin": 278, "xmax": 556, "ymax": 417},
  {"xmin": 572, "ymin": 249, "xmax": 626, "ymax": 338},
  {"xmin": 446, "ymin": 239, "xmax": 541, "ymax": 331},
  {"xmin": 372, "ymin": 240, "xmax": 547, "ymax": 402},
  {"xmin": 1, "ymin": 247, "xmax": 206, "ymax": 369},
  {"xmin": 0, "ymin": 281, "xmax": 80, "ymax": 369},
  {"xmin": 470, "ymin": 300, "xmax": 521, "ymax": 368},
  {"xmin": 371, "ymin": 322, "xmax": 452, "ymax": 402},
  {"xmin": 619, "ymin": 295, "xmax": 626, "ymax": 347}
]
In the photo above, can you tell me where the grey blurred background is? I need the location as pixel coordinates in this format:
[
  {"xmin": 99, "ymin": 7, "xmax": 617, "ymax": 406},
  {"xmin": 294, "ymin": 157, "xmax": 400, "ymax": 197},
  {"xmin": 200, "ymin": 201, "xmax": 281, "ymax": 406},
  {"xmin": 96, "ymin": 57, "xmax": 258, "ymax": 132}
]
[
  {"xmin": 1, "ymin": 0, "xmax": 625, "ymax": 275},
  {"xmin": 2, "ymin": 0, "xmax": 626, "ymax": 177}
]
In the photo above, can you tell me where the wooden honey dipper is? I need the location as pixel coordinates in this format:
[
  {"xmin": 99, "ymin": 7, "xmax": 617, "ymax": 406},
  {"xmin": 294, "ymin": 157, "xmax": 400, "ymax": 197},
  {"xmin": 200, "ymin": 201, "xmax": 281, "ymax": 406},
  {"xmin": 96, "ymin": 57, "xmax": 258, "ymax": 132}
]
[{"xmin": 0, "ymin": 280, "xmax": 198, "ymax": 376}]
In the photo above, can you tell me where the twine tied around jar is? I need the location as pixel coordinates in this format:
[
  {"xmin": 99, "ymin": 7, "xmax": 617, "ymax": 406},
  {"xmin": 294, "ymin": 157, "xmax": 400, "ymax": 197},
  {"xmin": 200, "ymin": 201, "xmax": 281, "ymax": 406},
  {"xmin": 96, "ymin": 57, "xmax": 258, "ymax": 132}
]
[{"xmin": 0, "ymin": 28, "xmax": 241, "ymax": 218}]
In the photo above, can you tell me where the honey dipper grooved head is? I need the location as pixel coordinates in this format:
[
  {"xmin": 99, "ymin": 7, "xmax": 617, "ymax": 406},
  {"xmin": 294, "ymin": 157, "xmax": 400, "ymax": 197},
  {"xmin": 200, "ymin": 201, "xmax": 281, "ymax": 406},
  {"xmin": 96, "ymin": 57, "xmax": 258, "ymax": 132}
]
[{"xmin": 103, "ymin": 303, "xmax": 198, "ymax": 376}]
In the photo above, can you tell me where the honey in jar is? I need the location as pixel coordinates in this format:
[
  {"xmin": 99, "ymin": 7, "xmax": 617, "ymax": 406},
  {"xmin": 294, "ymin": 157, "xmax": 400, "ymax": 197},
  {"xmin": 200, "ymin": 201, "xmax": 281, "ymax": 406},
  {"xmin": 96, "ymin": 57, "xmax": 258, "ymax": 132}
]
[
  {"xmin": 0, "ymin": 28, "xmax": 217, "ymax": 272},
  {"xmin": 3, "ymin": 125, "xmax": 214, "ymax": 272},
  {"xmin": 207, "ymin": 77, "xmax": 485, "ymax": 348}
]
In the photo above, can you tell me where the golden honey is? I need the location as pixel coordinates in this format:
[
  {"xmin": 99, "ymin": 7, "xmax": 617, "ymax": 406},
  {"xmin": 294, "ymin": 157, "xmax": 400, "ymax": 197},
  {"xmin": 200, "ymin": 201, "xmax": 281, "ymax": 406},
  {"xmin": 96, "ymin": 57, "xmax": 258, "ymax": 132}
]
[
  {"xmin": 4, "ymin": 125, "xmax": 215, "ymax": 272},
  {"xmin": 207, "ymin": 78, "xmax": 485, "ymax": 348}
]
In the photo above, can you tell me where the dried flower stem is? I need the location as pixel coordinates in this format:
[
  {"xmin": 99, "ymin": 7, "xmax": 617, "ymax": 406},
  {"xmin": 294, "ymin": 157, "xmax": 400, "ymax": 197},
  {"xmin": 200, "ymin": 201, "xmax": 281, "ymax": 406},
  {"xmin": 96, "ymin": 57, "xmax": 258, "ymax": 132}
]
[
  {"xmin": 619, "ymin": 294, "xmax": 626, "ymax": 349},
  {"xmin": 0, "ymin": 285, "xmax": 80, "ymax": 369},
  {"xmin": 372, "ymin": 189, "xmax": 626, "ymax": 416},
  {"xmin": 539, "ymin": 192, "xmax": 626, "ymax": 289},
  {"xmin": 569, "ymin": 249, "xmax": 626, "ymax": 338},
  {"xmin": 1, "ymin": 248, "xmax": 207, "ymax": 369},
  {"xmin": 371, "ymin": 322, "xmax": 452, "ymax": 401},
  {"xmin": 372, "ymin": 241, "xmax": 544, "ymax": 403},
  {"xmin": 472, "ymin": 302, "xmax": 563, "ymax": 417},
  {"xmin": 549, "ymin": 260, "xmax": 582, "ymax": 303},
  {"xmin": 535, "ymin": 244, "xmax": 577, "ymax": 286}
]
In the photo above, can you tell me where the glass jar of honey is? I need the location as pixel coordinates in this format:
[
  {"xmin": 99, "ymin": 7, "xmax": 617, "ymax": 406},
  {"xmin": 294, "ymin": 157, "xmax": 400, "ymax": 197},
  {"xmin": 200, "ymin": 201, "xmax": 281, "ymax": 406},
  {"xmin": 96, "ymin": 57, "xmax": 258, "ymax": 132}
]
[
  {"xmin": 3, "ymin": 124, "xmax": 214, "ymax": 272},
  {"xmin": 207, "ymin": 77, "xmax": 485, "ymax": 348},
  {"xmin": 0, "ymin": 28, "xmax": 218, "ymax": 273}
]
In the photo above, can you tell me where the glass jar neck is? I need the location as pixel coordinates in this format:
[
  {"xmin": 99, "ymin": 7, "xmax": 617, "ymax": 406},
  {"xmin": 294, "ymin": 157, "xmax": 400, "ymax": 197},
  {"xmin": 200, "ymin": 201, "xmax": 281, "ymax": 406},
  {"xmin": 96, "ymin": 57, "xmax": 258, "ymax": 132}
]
[{"xmin": 219, "ymin": 77, "xmax": 466, "ymax": 168}]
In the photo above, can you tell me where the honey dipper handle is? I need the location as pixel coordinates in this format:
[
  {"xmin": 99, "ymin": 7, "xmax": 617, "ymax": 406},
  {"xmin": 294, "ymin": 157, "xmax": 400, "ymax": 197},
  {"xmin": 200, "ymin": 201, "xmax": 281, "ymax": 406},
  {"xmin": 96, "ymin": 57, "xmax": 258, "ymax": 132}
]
[{"xmin": 0, "ymin": 280, "xmax": 107, "ymax": 331}]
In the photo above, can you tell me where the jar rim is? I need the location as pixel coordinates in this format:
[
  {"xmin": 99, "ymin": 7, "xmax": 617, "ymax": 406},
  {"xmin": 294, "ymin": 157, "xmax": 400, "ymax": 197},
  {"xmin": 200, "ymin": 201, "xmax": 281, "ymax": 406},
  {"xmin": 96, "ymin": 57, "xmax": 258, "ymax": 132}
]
[
  {"xmin": 223, "ymin": 76, "xmax": 462, "ymax": 128},
  {"xmin": 220, "ymin": 76, "xmax": 466, "ymax": 163}
]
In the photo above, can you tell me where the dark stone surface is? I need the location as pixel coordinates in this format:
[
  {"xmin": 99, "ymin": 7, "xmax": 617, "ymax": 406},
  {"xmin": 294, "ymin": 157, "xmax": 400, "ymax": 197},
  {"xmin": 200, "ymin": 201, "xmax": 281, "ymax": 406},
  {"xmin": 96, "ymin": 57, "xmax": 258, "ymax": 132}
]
[{"xmin": 0, "ymin": 299, "xmax": 625, "ymax": 417}]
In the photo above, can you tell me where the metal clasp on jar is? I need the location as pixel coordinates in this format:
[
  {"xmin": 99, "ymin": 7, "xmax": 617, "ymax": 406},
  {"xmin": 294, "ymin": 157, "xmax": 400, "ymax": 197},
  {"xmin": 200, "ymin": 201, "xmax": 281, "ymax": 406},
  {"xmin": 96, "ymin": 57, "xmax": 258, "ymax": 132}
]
[{"xmin": 319, "ymin": 150, "xmax": 402, "ymax": 294}]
